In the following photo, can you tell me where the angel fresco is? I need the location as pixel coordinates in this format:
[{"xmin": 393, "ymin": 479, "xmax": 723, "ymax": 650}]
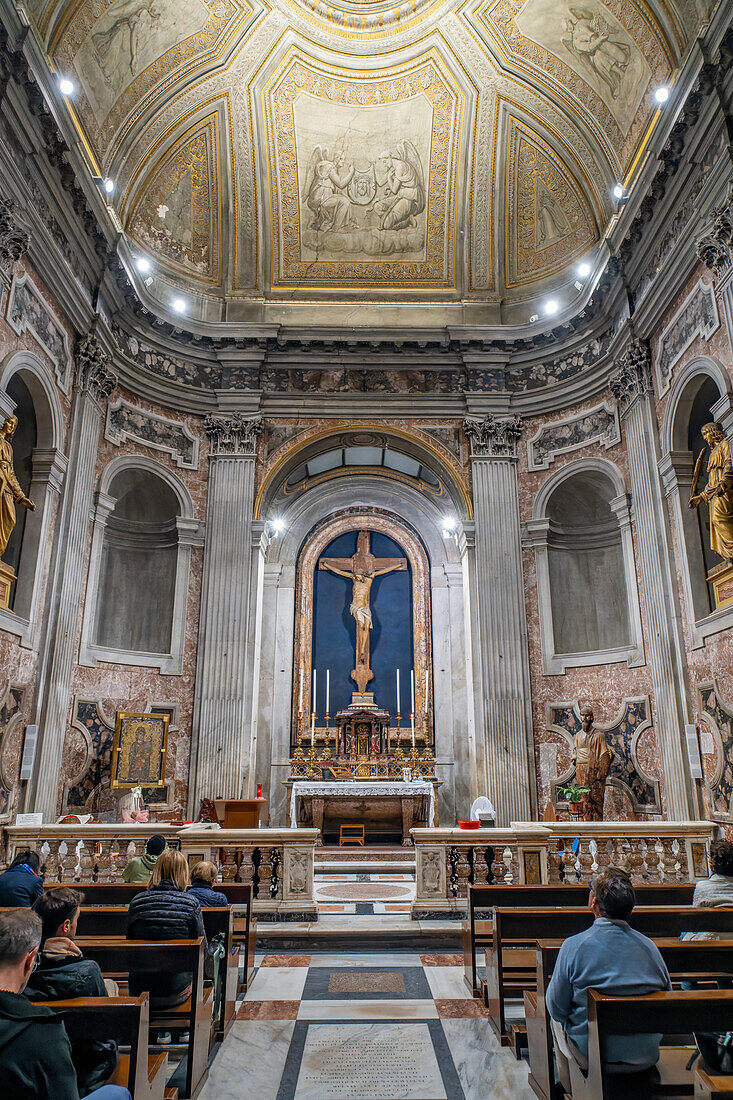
[
  {"xmin": 375, "ymin": 143, "xmax": 426, "ymax": 232},
  {"xmin": 304, "ymin": 149, "xmax": 357, "ymax": 233},
  {"xmin": 562, "ymin": 7, "xmax": 631, "ymax": 100},
  {"xmin": 91, "ymin": 0, "xmax": 163, "ymax": 81}
]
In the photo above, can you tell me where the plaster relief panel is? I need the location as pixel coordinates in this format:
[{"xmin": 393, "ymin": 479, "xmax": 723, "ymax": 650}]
[{"xmin": 264, "ymin": 51, "xmax": 461, "ymax": 290}]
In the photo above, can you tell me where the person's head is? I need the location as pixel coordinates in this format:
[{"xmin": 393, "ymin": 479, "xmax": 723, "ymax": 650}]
[
  {"xmin": 0, "ymin": 909, "xmax": 41, "ymax": 993},
  {"xmin": 33, "ymin": 887, "xmax": 83, "ymax": 944},
  {"xmin": 8, "ymin": 849, "xmax": 40, "ymax": 873},
  {"xmin": 149, "ymin": 848, "xmax": 190, "ymax": 891},
  {"xmin": 589, "ymin": 866, "xmax": 635, "ymax": 921},
  {"xmin": 190, "ymin": 861, "xmax": 218, "ymax": 886},
  {"xmin": 702, "ymin": 422, "xmax": 725, "ymax": 446},
  {"xmin": 580, "ymin": 705, "xmax": 594, "ymax": 732},
  {"xmin": 710, "ymin": 840, "xmax": 733, "ymax": 878},
  {"xmin": 145, "ymin": 834, "xmax": 166, "ymax": 859}
]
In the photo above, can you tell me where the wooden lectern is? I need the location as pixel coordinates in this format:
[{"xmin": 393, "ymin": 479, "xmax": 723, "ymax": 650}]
[{"xmin": 213, "ymin": 798, "xmax": 269, "ymax": 828}]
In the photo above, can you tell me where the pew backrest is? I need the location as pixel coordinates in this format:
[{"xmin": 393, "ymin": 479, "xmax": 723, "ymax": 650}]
[{"xmin": 494, "ymin": 905, "xmax": 733, "ymax": 949}]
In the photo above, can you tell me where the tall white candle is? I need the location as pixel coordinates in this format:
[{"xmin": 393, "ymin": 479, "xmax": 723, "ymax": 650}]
[
  {"xmin": 313, "ymin": 669, "xmax": 317, "ymax": 716},
  {"xmin": 410, "ymin": 669, "xmax": 415, "ymax": 714},
  {"xmin": 298, "ymin": 668, "xmax": 303, "ymax": 714},
  {"xmin": 396, "ymin": 668, "xmax": 400, "ymax": 713},
  {"xmin": 326, "ymin": 669, "xmax": 330, "ymax": 715}
]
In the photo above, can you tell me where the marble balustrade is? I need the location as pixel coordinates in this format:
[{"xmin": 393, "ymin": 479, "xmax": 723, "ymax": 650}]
[
  {"xmin": 411, "ymin": 820, "xmax": 717, "ymax": 916},
  {"xmin": 1, "ymin": 823, "xmax": 319, "ymax": 920}
]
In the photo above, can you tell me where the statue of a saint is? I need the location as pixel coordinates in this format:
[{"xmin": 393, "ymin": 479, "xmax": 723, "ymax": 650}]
[
  {"xmin": 0, "ymin": 415, "xmax": 35, "ymax": 561},
  {"xmin": 689, "ymin": 422, "xmax": 733, "ymax": 562},
  {"xmin": 319, "ymin": 530, "xmax": 406, "ymax": 693},
  {"xmin": 572, "ymin": 705, "xmax": 612, "ymax": 821}
]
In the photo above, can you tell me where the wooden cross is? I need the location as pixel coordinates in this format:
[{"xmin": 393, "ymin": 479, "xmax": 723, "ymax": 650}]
[{"xmin": 319, "ymin": 529, "xmax": 407, "ymax": 694}]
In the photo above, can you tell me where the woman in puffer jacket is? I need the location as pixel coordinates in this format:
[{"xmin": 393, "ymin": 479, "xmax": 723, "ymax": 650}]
[{"xmin": 126, "ymin": 849, "xmax": 206, "ymax": 1008}]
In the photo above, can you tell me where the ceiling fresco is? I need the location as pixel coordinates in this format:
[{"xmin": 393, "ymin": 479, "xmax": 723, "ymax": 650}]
[{"xmin": 24, "ymin": 0, "xmax": 699, "ymax": 319}]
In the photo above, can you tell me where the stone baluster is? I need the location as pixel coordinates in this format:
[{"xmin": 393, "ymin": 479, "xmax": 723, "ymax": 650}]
[
  {"xmin": 610, "ymin": 342, "xmax": 695, "ymax": 819},
  {"xmin": 31, "ymin": 335, "xmax": 117, "ymax": 819},
  {"xmin": 463, "ymin": 416, "xmax": 535, "ymax": 824},
  {"xmin": 455, "ymin": 848, "xmax": 471, "ymax": 897},
  {"xmin": 190, "ymin": 414, "xmax": 262, "ymax": 810},
  {"xmin": 472, "ymin": 846, "xmax": 490, "ymax": 885},
  {"xmin": 238, "ymin": 848, "xmax": 256, "ymax": 888},
  {"xmin": 220, "ymin": 848, "xmax": 239, "ymax": 884}
]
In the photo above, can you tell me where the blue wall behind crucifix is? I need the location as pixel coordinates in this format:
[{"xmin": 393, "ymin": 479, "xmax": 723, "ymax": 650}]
[{"xmin": 312, "ymin": 530, "xmax": 414, "ymax": 717}]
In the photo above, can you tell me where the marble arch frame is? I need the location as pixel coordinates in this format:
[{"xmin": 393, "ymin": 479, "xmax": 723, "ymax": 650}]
[
  {"xmin": 526, "ymin": 456, "xmax": 644, "ymax": 674},
  {"xmin": 250, "ymin": 471, "xmax": 473, "ymax": 827},
  {"xmin": 0, "ymin": 349, "xmax": 68, "ymax": 646},
  {"xmin": 658, "ymin": 355, "xmax": 733, "ymax": 646},
  {"xmin": 79, "ymin": 453, "xmax": 203, "ymax": 674}
]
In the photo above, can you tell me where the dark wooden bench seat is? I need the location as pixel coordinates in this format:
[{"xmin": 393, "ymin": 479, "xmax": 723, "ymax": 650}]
[{"xmin": 32, "ymin": 994, "xmax": 166, "ymax": 1100}]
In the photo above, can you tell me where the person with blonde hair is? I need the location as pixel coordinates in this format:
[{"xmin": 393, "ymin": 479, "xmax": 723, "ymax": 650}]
[
  {"xmin": 188, "ymin": 861, "xmax": 228, "ymax": 908},
  {"xmin": 126, "ymin": 849, "xmax": 206, "ymax": 1012}
]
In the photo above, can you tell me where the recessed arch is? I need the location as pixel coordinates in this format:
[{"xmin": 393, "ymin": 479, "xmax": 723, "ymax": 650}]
[
  {"xmin": 0, "ymin": 349, "xmax": 65, "ymax": 451},
  {"xmin": 97, "ymin": 453, "xmax": 195, "ymax": 520},
  {"xmin": 661, "ymin": 355, "xmax": 731, "ymax": 455}
]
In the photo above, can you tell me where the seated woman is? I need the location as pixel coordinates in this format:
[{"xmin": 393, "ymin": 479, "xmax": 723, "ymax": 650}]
[
  {"xmin": 126, "ymin": 850, "xmax": 206, "ymax": 1010},
  {"xmin": 0, "ymin": 850, "xmax": 44, "ymax": 906},
  {"xmin": 187, "ymin": 862, "xmax": 228, "ymax": 908}
]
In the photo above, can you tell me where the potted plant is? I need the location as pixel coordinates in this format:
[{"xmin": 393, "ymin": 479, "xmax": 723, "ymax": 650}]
[{"xmin": 558, "ymin": 784, "xmax": 591, "ymax": 815}]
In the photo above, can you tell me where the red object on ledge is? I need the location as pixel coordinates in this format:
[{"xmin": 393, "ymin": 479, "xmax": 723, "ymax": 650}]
[{"xmin": 458, "ymin": 820, "xmax": 480, "ymax": 829}]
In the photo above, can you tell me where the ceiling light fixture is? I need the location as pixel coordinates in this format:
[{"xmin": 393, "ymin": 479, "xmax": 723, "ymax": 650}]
[
  {"xmin": 613, "ymin": 184, "xmax": 625, "ymax": 200},
  {"xmin": 578, "ymin": 262, "xmax": 591, "ymax": 278},
  {"xmin": 135, "ymin": 257, "xmax": 151, "ymax": 273},
  {"xmin": 59, "ymin": 78, "xmax": 75, "ymax": 95},
  {"xmin": 654, "ymin": 86, "xmax": 670, "ymax": 104},
  {"xmin": 544, "ymin": 299, "xmax": 559, "ymax": 316},
  {"xmin": 529, "ymin": 314, "xmax": 539, "ymax": 323},
  {"xmin": 270, "ymin": 518, "xmax": 287, "ymax": 537},
  {"xmin": 172, "ymin": 298, "xmax": 186, "ymax": 313},
  {"xmin": 103, "ymin": 178, "xmax": 114, "ymax": 194},
  {"xmin": 442, "ymin": 515, "xmax": 459, "ymax": 540}
]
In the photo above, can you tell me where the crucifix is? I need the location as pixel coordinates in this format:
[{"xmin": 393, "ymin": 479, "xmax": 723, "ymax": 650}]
[{"xmin": 318, "ymin": 529, "xmax": 407, "ymax": 694}]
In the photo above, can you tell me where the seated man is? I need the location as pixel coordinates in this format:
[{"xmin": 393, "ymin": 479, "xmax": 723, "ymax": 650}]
[
  {"xmin": 122, "ymin": 834, "xmax": 165, "ymax": 884},
  {"xmin": 546, "ymin": 866, "xmax": 671, "ymax": 1089},
  {"xmin": 188, "ymin": 861, "xmax": 229, "ymax": 907},
  {"xmin": 0, "ymin": 909, "xmax": 129, "ymax": 1100},
  {"xmin": 0, "ymin": 850, "xmax": 44, "ymax": 906}
]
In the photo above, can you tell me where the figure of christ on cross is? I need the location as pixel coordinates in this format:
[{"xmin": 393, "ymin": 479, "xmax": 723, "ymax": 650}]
[{"xmin": 318, "ymin": 529, "xmax": 407, "ymax": 694}]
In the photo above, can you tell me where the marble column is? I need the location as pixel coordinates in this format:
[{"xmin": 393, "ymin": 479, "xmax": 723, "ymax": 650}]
[
  {"xmin": 610, "ymin": 341, "xmax": 695, "ymax": 819},
  {"xmin": 463, "ymin": 415, "xmax": 536, "ymax": 824},
  {"xmin": 32, "ymin": 334, "xmax": 116, "ymax": 819},
  {"xmin": 189, "ymin": 414, "xmax": 262, "ymax": 812}
]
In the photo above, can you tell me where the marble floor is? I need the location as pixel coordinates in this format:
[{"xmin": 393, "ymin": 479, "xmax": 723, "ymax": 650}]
[
  {"xmin": 198, "ymin": 949, "xmax": 535, "ymax": 1099},
  {"xmin": 314, "ymin": 871, "xmax": 416, "ymax": 915}
]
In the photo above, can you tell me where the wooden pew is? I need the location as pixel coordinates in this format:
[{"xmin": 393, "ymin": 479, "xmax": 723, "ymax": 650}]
[
  {"xmin": 486, "ymin": 906, "xmax": 733, "ymax": 1043},
  {"xmin": 73, "ymin": 906, "xmax": 238, "ymax": 1042},
  {"xmin": 570, "ymin": 989, "xmax": 733, "ymax": 1099},
  {"xmin": 463, "ymin": 883, "xmax": 696, "ymax": 997},
  {"xmin": 526, "ymin": 939, "xmax": 733, "ymax": 1100},
  {"xmin": 63, "ymin": 883, "xmax": 256, "ymax": 992},
  {"xmin": 75, "ymin": 937, "xmax": 212, "ymax": 1099},
  {"xmin": 32, "ymin": 994, "xmax": 167, "ymax": 1100}
]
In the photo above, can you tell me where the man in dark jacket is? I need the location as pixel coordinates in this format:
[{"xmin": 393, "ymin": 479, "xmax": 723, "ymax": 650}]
[
  {"xmin": 0, "ymin": 850, "xmax": 44, "ymax": 906},
  {"xmin": 0, "ymin": 909, "xmax": 129, "ymax": 1100}
]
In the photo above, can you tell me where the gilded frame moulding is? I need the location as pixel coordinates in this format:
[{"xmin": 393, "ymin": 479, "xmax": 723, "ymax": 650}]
[
  {"xmin": 263, "ymin": 48, "xmax": 462, "ymax": 290},
  {"xmin": 292, "ymin": 510, "xmax": 434, "ymax": 746}
]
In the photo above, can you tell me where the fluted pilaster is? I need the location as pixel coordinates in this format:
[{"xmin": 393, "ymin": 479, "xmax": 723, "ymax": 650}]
[
  {"xmin": 464, "ymin": 415, "xmax": 535, "ymax": 824},
  {"xmin": 189, "ymin": 415, "xmax": 263, "ymax": 810},
  {"xmin": 610, "ymin": 342, "xmax": 694, "ymax": 819},
  {"xmin": 32, "ymin": 335, "xmax": 117, "ymax": 818}
]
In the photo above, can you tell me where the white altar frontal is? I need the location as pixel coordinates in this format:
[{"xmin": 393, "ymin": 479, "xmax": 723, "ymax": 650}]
[{"xmin": 288, "ymin": 780, "xmax": 437, "ymax": 844}]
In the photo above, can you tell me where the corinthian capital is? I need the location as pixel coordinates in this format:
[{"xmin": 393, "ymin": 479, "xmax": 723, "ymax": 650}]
[
  {"xmin": 609, "ymin": 340, "xmax": 652, "ymax": 415},
  {"xmin": 0, "ymin": 197, "xmax": 30, "ymax": 271},
  {"xmin": 204, "ymin": 413, "xmax": 263, "ymax": 457},
  {"xmin": 463, "ymin": 414, "xmax": 522, "ymax": 458},
  {"xmin": 696, "ymin": 181, "xmax": 733, "ymax": 282},
  {"xmin": 74, "ymin": 333, "xmax": 117, "ymax": 402}
]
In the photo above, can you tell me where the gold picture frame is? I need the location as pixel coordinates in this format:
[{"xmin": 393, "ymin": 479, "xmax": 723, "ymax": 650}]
[{"xmin": 111, "ymin": 712, "xmax": 169, "ymax": 789}]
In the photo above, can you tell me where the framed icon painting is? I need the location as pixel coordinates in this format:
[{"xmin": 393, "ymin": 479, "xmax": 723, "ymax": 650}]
[{"xmin": 111, "ymin": 712, "xmax": 169, "ymax": 789}]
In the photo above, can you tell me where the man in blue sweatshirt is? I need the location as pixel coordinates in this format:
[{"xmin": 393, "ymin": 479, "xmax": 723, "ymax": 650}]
[{"xmin": 545, "ymin": 865, "xmax": 671, "ymax": 1090}]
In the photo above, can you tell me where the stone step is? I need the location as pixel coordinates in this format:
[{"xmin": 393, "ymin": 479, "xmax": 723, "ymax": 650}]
[
  {"xmin": 256, "ymin": 915, "xmax": 461, "ymax": 951},
  {"xmin": 315, "ymin": 860, "xmax": 415, "ymax": 876},
  {"xmin": 314, "ymin": 845, "xmax": 415, "ymax": 863}
]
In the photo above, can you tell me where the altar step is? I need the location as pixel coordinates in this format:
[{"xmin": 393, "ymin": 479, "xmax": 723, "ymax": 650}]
[{"xmin": 315, "ymin": 845, "xmax": 416, "ymax": 876}]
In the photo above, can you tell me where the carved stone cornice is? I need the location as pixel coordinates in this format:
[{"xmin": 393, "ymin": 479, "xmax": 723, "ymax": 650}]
[
  {"xmin": 609, "ymin": 340, "xmax": 653, "ymax": 416},
  {"xmin": 204, "ymin": 413, "xmax": 263, "ymax": 457},
  {"xmin": 696, "ymin": 181, "xmax": 733, "ymax": 282},
  {"xmin": 0, "ymin": 197, "xmax": 30, "ymax": 272},
  {"xmin": 463, "ymin": 414, "xmax": 522, "ymax": 458},
  {"xmin": 74, "ymin": 334, "xmax": 117, "ymax": 402}
]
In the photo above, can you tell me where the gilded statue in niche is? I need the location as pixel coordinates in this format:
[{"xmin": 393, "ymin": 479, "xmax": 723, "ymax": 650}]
[
  {"xmin": 0, "ymin": 416, "xmax": 34, "ymax": 561},
  {"xmin": 689, "ymin": 422, "xmax": 733, "ymax": 562},
  {"xmin": 572, "ymin": 705, "xmax": 612, "ymax": 820}
]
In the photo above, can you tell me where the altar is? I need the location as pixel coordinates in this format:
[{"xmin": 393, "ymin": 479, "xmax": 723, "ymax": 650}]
[{"xmin": 287, "ymin": 780, "xmax": 437, "ymax": 845}]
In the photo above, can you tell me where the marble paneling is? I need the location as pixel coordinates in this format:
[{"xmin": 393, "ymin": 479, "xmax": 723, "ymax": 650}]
[
  {"xmin": 441, "ymin": 1018, "xmax": 535, "ymax": 1098},
  {"xmin": 424, "ymin": 967, "xmax": 469, "ymax": 1000},
  {"xmin": 245, "ymin": 965, "xmax": 309, "ymax": 1001},
  {"xmin": 297, "ymin": 1000, "xmax": 439, "ymax": 1021},
  {"xmin": 197, "ymin": 1021, "xmax": 295, "ymax": 1100}
]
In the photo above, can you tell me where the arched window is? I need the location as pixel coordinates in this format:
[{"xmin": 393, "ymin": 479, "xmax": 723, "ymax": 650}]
[
  {"xmin": 527, "ymin": 460, "xmax": 644, "ymax": 674},
  {"xmin": 80, "ymin": 458, "xmax": 202, "ymax": 673},
  {"xmin": 659, "ymin": 359, "xmax": 733, "ymax": 643}
]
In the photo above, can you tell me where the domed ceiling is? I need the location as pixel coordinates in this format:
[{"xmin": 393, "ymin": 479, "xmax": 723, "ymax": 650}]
[{"xmin": 26, "ymin": 0, "xmax": 698, "ymax": 326}]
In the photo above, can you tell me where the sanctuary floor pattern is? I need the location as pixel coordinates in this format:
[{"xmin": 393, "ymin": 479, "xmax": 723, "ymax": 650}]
[{"xmin": 198, "ymin": 949, "xmax": 535, "ymax": 1099}]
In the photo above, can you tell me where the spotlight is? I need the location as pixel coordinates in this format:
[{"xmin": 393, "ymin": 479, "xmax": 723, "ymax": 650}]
[
  {"xmin": 654, "ymin": 86, "xmax": 670, "ymax": 104},
  {"xmin": 442, "ymin": 516, "xmax": 459, "ymax": 540},
  {"xmin": 59, "ymin": 78, "xmax": 75, "ymax": 96},
  {"xmin": 613, "ymin": 184, "xmax": 625, "ymax": 200},
  {"xmin": 529, "ymin": 314, "xmax": 539, "ymax": 323},
  {"xmin": 172, "ymin": 298, "xmax": 186, "ymax": 313},
  {"xmin": 269, "ymin": 518, "xmax": 287, "ymax": 537},
  {"xmin": 135, "ymin": 257, "xmax": 151, "ymax": 273},
  {"xmin": 103, "ymin": 178, "xmax": 114, "ymax": 194},
  {"xmin": 578, "ymin": 262, "xmax": 591, "ymax": 278},
  {"xmin": 544, "ymin": 299, "xmax": 559, "ymax": 316}
]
